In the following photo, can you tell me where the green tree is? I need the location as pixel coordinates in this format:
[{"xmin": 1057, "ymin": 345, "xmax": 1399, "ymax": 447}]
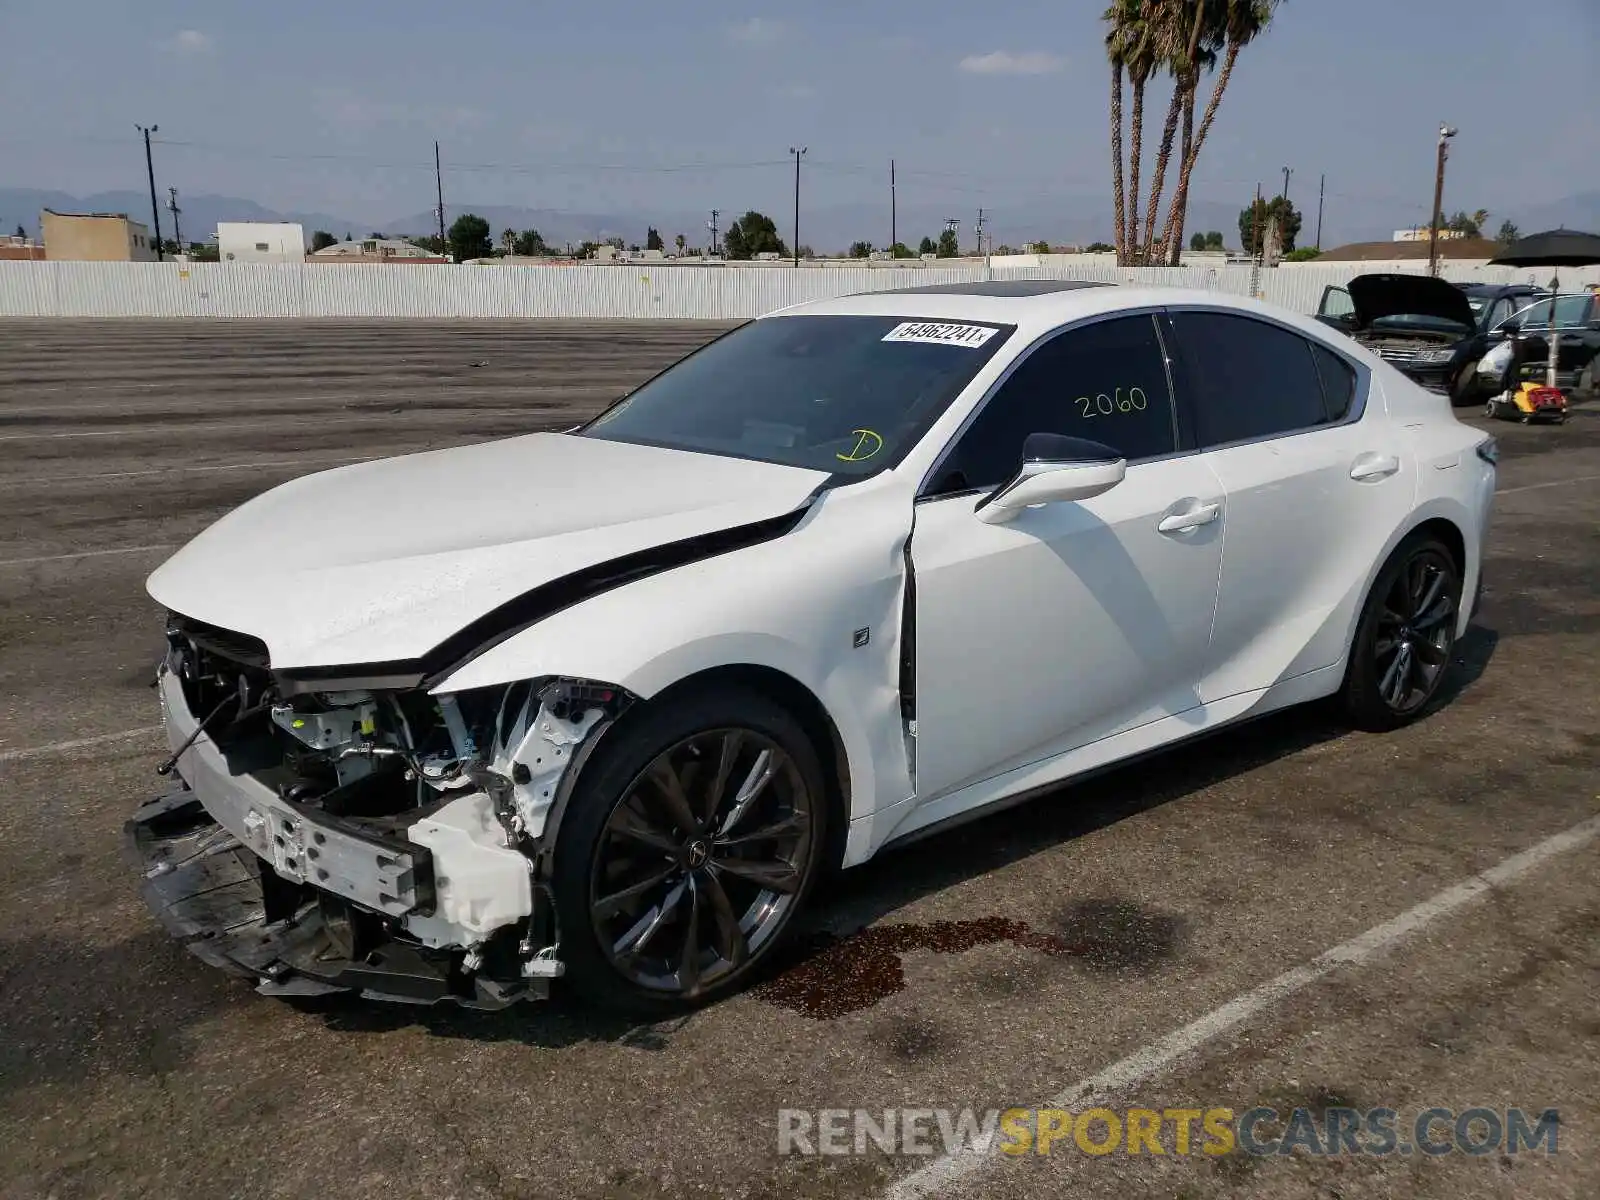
[
  {"xmin": 723, "ymin": 211, "xmax": 786, "ymax": 260},
  {"xmin": 936, "ymin": 229, "xmax": 959, "ymax": 257},
  {"xmin": 848, "ymin": 240, "xmax": 873, "ymax": 258},
  {"xmin": 447, "ymin": 213, "xmax": 493, "ymax": 262},
  {"xmin": 1444, "ymin": 208, "xmax": 1490, "ymax": 238},
  {"xmin": 1239, "ymin": 195, "xmax": 1302, "ymax": 255},
  {"xmin": 409, "ymin": 234, "xmax": 445, "ymax": 255},
  {"xmin": 13, "ymin": 224, "xmax": 26, "ymax": 240},
  {"xmin": 675, "ymin": 233, "xmax": 687, "ymax": 255},
  {"xmin": 889, "ymin": 242, "xmax": 915, "ymax": 258},
  {"xmin": 310, "ymin": 230, "xmax": 337, "ymax": 252},
  {"xmin": 500, "ymin": 228, "xmax": 517, "ymax": 256},
  {"xmin": 1029, "ymin": 240, "xmax": 1052, "ymax": 253},
  {"xmin": 1204, "ymin": 230, "xmax": 1224, "ymax": 249},
  {"xmin": 1190, "ymin": 231, "xmax": 1208, "ymax": 251},
  {"xmin": 513, "ymin": 229, "xmax": 546, "ymax": 256},
  {"xmin": 1085, "ymin": 241, "xmax": 1116, "ymax": 252},
  {"xmin": 645, "ymin": 226, "xmax": 664, "ymax": 251},
  {"xmin": 917, "ymin": 236, "xmax": 937, "ymax": 255},
  {"xmin": 1283, "ymin": 246, "xmax": 1322, "ymax": 261},
  {"xmin": 1495, "ymin": 219, "xmax": 1520, "ymax": 245}
]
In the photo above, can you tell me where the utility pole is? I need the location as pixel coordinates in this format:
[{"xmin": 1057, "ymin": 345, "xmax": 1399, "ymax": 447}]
[
  {"xmin": 434, "ymin": 140, "xmax": 447, "ymax": 259},
  {"xmin": 1427, "ymin": 123, "xmax": 1457, "ymax": 279},
  {"xmin": 135, "ymin": 124, "xmax": 164, "ymax": 261},
  {"xmin": 890, "ymin": 159, "xmax": 896, "ymax": 252},
  {"xmin": 974, "ymin": 208, "xmax": 986, "ymax": 256},
  {"xmin": 1315, "ymin": 173, "xmax": 1325, "ymax": 250},
  {"xmin": 167, "ymin": 187, "xmax": 183, "ymax": 255},
  {"xmin": 789, "ymin": 147, "xmax": 807, "ymax": 267},
  {"xmin": 707, "ymin": 209, "xmax": 720, "ymax": 256},
  {"xmin": 1281, "ymin": 166, "xmax": 1292, "ymax": 203}
]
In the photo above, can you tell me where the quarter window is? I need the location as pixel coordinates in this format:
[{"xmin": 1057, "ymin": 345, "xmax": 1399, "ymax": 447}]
[
  {"xmin": 1170, "ymin": 311, "xmax": 1330, "ymax": 447},
  {"xmin": 927, "ymin": 315, "xmax": 1176, "ymax": 495},
  {"xmin": 1310, "ymin": 343, "xmax": 1357, "ymax": 421}
]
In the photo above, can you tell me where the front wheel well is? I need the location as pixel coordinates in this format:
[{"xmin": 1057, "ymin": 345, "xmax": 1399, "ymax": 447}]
[{"xmin": 625, "ymin": 664, "xmax": 852, "ymax": 871}]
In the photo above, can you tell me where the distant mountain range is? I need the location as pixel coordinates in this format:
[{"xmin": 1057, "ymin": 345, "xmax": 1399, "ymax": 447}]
[{"xmin": 4, "ymin": 186, "xmax": 1597, "ymax": 256}]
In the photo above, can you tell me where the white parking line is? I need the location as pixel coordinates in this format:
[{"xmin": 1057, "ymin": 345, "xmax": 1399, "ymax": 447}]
[
  {"xmin": 0, "ymin": 454, "xmax": 376, "ymax": 488},
  {"xmin": 0, "ymin": 543, "xmax": 173, "ymax": 568},
  {"xmin": 884, "ymin": 811, "xmax": 1600, "ymax": 1200},
  {"xmin": 1498, "ymin": 472, "xmax": 1600, "ymax": 497},
  {"xmin": 0, "ymin": 726, "xmax": 162, "ymax": 765}
]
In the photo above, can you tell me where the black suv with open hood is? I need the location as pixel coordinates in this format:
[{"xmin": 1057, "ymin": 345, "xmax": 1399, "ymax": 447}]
[{"xmin": 1316, "ymin": 273, "xmax": 1482, "ymax": 404}]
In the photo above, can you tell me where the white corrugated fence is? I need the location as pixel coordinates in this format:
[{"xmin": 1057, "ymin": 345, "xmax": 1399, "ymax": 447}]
[{"xmin": 0, "ymin": 260, "xmax": 1594, "ymax": 320}]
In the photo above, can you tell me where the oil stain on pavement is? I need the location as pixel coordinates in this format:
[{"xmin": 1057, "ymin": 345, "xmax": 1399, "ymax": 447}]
[{"xmin": 754, "ymin": 900, "xmax": 1185, "ymax": 1019}]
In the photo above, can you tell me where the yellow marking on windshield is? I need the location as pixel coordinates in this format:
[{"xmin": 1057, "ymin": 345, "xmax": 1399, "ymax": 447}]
[{"xmin": 836, "ymin": 428, "xmax": 885, "ymax": 462}]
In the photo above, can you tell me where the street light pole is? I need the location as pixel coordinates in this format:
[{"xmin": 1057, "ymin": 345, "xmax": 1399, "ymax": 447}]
[
  {"xmin": 1428, "ymin": 123, "xmax": 1457, "ymax": 279},
  {"xmin": 135, "ymin": 124, "xmax": 164, "ymax": 261},
  {"xmin": 789, "ymin": 147, "xmax": 807, "ymax": 267},
  {"xmin": 1315, "ymin": 173, "xmax": 1325, "ymax": 250}
]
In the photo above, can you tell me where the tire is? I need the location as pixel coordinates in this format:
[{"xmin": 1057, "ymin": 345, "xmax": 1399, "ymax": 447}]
[
  {"xmin": 1340, "ymin": 534, "xmax": 1463, "ymax": 732},
  {"xmin": 1483, "ymin": 398, "xmax": 1499, "ymax": 420},
  {"xmin": 548, "ymin": 685, "xmax": 829, "ymax": 1014}
]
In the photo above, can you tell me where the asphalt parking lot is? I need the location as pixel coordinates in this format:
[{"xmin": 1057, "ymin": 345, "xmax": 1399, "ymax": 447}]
[{"xmin": 1, "ymin": 319, "xmax": 1597, "ymax": 1200}]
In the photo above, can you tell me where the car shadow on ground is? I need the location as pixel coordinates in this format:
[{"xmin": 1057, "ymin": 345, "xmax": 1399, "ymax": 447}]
[{"xmin": 303, "ymin": 624, "xmax": 1501, "ymax": 1049}]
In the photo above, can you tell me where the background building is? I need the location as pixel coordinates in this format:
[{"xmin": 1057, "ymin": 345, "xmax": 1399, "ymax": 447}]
[
  {"xmin": 307, "ymin": 237, "xmax": 444, "ymax": 263},
  {"xmin": 40, "ymin": 210, "xmax": 157, "ymax": 261},
  {"xmin": 217, "ymin": 222, "xmax": 306, "ymax": 263},
  {"xmin": 0, "ymin": 233, "xmax": 46, "ymax": 261}
]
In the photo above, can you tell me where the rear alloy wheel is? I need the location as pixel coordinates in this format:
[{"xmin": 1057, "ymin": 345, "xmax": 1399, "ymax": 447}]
[
  {"xmin": 1341, "ymin": 536, "xmax": 1462, "ymax": 731},
  {"xmin": 550, "ymin": 689, "xmax": 827, "ymax": 1012}
]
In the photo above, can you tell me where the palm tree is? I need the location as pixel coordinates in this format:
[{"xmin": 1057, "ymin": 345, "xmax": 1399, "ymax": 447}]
[
  {"xmin": 1136, "ymin": 1, "xmax": 1204, "ymax": 263},
  {"xmin": 675, "ymin": 233, "xmax": 687, "ymax": 255},
  {"xmin": 1122, "ymin": 3, "xmax": 1161, "ymax": 267},
  {"xmin": 1104, "ymin": 5, "xmax": 1130, "ymax": 262},
  {"xmin": 501, "ymin": 228, "xmax": 516, "ymax": 256},
  {"xmin": 1160, "ymin": 0, "xmax": 1281, "ymax": 265}
]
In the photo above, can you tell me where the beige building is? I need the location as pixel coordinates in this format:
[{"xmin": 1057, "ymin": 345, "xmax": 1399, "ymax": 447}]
[{"xmin": 41, "ymin": 209, "xmax": 158, "ymax": 261}]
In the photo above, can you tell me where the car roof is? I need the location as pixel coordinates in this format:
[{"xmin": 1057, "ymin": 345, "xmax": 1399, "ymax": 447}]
[
  {"xmin": 763, "ymin": 282, "xmax": 1343, "ymax": 343},
  {"xmin": 1455, "ymin": 282, "xmax": 1542, "ymax": 296}
]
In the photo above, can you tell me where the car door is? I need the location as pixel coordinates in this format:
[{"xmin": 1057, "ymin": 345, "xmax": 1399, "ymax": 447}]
[
  {"xmin": 908, "ymin": 313, "xmax": 1226, "ymax": 802},
  {"xmin": 1163, "ymin": 308, "xmax": 1414, "ymax": 703}
]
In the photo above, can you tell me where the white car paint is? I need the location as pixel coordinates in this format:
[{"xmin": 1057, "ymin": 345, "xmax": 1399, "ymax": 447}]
[
  {"xmin": 146, "ymin": 432, "xmax": 828, "ymax": 668},
  {"xmin": 148, "ymin": 284, "xmax": 1497, "ymax": 954}
]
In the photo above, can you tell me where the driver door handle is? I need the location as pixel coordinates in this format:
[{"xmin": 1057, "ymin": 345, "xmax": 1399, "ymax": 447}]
[
  {"xmin": 1157, "ymin": 501, "xmax": 1220, "ymax": 534},
  {"xmin": 1350, "ymin": 452, "xmax": 1400, "ymax": 482}
]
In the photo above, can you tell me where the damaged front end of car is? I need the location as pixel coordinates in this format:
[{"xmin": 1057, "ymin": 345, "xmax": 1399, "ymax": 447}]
[{"xmin": 125, "ymin": 613, "xmax": 633, "ymax": 1008}]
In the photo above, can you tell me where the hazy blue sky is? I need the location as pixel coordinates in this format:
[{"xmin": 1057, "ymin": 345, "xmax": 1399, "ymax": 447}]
[{"xmin": 2, "ymin": 0, "xmax": 1597, "ymax": 243}]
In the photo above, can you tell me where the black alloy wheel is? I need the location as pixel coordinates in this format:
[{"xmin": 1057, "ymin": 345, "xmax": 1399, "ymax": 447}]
[
  {"xmin": 591, "ymin": 729, "xmax": 813, "ymax": 995},
  {"xmin": 1342, "ymin": 536, "xmax": 1462, "ymax": 730},
  {"xmin": 550, "ymin": 688, "xmax": 828, "ymax": 1012}
]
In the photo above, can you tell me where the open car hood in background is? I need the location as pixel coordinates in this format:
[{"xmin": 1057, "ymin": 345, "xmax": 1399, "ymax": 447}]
[{"xmin": 1345, "ymin": 274, "xmax": 1477, "ymax": 330}]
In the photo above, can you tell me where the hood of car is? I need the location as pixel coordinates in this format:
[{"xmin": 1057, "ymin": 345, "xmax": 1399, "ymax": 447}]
[
  {"xmin": 1345, "ymin": 274, "xmax": 1476, "ymax": 331},
  {"xmin": 147, "ymin": 432, "xmax": 829, "ymax": 670}
]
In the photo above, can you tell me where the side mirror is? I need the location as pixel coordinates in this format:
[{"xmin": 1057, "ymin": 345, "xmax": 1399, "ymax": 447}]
[
  {"xmin": 1500, "ymin": 320, "xmax": 1521, "ymax": 336},
  {"xmin": 976, "ymin": 433, "xmax": 1126, "ymax": 525}
]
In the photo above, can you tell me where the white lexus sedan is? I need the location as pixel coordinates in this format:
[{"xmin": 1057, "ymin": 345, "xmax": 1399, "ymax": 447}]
[{"xmin": 129, "ymin": 280, "xmax": 1498, "ymax": 1012}]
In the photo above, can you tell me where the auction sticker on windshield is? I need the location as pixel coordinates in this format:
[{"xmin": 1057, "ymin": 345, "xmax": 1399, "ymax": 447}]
[{"xmin": 881, "ymin": 321, "xmax": 1000, "ymax": 348}]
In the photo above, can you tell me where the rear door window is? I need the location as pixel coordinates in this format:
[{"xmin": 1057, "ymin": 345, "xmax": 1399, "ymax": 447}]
[
  {"xmin": 1310, "ymin": 343, "xmax": 1358, "ymax": 421},
  {"xmin": 1168, "ymin": 311, "xmax": 1332, "ymax": 448},
  {"xmin": 926, "ymin": 314, "xmax": 1177, "ymax": 496}
]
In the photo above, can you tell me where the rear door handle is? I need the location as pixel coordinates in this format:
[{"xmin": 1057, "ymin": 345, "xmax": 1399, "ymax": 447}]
[
  {"xmin": 1350, "ymin": 452, "xmax": 1401, "ymax": 482},
  {"xmin": 1157, "ymin": 501, "xmax": 1220, "ymax": 534}
]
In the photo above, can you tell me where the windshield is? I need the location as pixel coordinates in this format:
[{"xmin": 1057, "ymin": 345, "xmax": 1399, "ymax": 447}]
[
  {"xmin": 1501, "ymin": 295, "xmax": 1591, "ymax": 331},
  {"xmin": 580, "ymin": 314, "xmax": 1014, "ymax": 476}
]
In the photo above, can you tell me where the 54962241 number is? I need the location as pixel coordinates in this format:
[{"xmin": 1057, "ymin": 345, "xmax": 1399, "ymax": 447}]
[{"xmin": 1076, "ymin": 386, "xmax": 1148, "ymax": 418}]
